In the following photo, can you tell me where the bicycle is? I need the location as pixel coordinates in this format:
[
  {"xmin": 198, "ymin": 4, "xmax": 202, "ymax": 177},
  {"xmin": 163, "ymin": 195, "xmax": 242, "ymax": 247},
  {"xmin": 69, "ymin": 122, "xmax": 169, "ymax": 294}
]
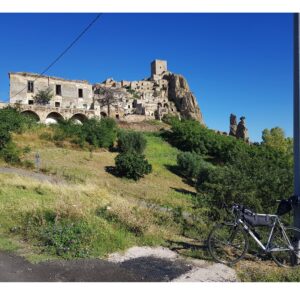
[{"xmin": 207, "ymin": 198, "xmax": 300, "ymax": 267}]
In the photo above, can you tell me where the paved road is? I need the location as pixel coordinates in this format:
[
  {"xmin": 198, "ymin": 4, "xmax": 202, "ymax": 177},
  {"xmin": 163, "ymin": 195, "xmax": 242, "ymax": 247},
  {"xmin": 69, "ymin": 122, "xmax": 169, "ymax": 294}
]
[{"xmin": 0, "ymin": 251, "xmax": 191, "ymax": 282}]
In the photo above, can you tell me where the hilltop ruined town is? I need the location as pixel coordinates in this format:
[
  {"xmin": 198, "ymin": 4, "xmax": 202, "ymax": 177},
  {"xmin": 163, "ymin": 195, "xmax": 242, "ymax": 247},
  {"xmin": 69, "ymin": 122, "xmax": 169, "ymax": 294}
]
[
  {"xmin": 3, "ymin": 59, "xmax": 250, "ymax": 140},
  {"xmin": 8, "ymin": 60, "xmax": 204, "ymax": 125}
]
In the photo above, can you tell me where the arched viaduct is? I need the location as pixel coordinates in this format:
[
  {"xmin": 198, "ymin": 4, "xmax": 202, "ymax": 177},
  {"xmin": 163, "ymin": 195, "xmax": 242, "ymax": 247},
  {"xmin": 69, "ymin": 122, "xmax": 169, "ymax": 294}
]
[{"xmin": 19, "ymin": 105, "xmax": 100, "ymax": 124}]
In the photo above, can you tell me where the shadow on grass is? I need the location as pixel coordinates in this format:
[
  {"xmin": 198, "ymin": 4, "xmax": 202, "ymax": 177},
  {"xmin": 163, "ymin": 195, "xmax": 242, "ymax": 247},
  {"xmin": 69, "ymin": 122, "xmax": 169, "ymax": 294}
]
[
  {"xmin": 167, "ymin": 239, "xmax": 212, "ymax": 261},
  {"xmin": 105, "ymin": 166, "xmax": 120, "ymax": 177},
  {"xmin": 170, "ymin": 187, "xmax": 197, "ymax": 197},
  {"xmin": 164, "ymin": 164, "xmax": 195, "ymax": 187}
]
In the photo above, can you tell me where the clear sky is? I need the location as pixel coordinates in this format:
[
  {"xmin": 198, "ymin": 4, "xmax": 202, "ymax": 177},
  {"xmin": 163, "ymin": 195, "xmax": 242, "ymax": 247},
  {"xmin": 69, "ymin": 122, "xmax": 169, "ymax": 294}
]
[{"xmin": 0, "ymin": 13, "xmax": 293, "ymax": 141}]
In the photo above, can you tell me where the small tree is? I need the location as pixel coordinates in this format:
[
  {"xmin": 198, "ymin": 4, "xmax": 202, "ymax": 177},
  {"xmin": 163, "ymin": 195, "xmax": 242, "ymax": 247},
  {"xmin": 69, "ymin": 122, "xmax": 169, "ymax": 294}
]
[
  {"xmin": 262, "ymin": 127, "xmax": 293, "ymax": 154},
  {"xmin": 94, "ymin": 85, "xmax": 126, "ymax": 117},
  {"xmin": 115, "ymin": 152, "xmax": 152, "ymax": 181},
  {"xmin": 33, "ymin": 88, "xmax": 53, "ymax": 105},
  {"xmin": 117, "ymin": 131, "xmax": 147, "ymax": 154}
]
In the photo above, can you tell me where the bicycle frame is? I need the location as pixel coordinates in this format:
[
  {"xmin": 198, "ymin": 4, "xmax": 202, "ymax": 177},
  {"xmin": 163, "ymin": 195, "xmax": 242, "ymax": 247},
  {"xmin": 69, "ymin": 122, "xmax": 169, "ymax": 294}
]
[{"xmin": 236, "ymin": 214, "xmax": 293, "ymax": 253}]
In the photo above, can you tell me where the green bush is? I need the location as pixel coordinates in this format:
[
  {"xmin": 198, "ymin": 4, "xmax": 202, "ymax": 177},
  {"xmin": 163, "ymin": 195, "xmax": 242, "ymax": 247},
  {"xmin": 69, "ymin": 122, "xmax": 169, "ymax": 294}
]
[
  {"xmin": 82, "ymin": 118, "xmax": 117, "ymax": 148},
  {"xmin": 117, "ymin": 131, "xmax": 147, "ymax": 154},
  {"xmin": 196, "ymin": 146, "xmax": 293, "ymax": 217},
  {"xmin": 39, "ymin": 132, "xmax": 53, "ymax": 141},
  {"xmin": 22, "ymin": 160, "xmax": 34, "ymax": 169},
  {"xmin": 0, "ymin": 107, "xmax": 36, "ymax": 163},
  {"xmin": 177, "ymin": 151, "xmax": 209, "ymax": 180},
  {"xmin": 0, "ymin": 142, "xmax": 21, "ymax": 164},
  {"xmin": 0, "ymin": 106, "xmax": 36, "ymax": 134},
  {"xmin": 53, "ymin": 118, "xmax": 118, "ymax": 149},
  {"xmin": 115, "ymin": 152, "xmax": 152, "ymax": 181},
  {"xmin": 21, "ymin": 210, "xmax": 93, "ymax": 258},
  {"xmin": 168, "ymin": 118, "xmax": 246, "ymax": 163},
  {"xmin": 0, "ymin": 125, "xmax": 11, "ymax": 150},
  {"xmin": 161, "ymin": 114, "xmax": 180, "ymax": 125}
]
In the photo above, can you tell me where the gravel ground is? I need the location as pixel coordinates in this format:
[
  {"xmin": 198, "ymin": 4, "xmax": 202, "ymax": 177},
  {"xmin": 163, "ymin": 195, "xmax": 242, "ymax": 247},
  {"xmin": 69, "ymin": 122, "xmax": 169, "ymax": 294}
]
[
  {"xmin": 0, "ymin": 247, "xmax": 237, "ymax": 282},
  {"xmin": 108, "ymin": 246, "xmax": 237, "ymax": 282}
]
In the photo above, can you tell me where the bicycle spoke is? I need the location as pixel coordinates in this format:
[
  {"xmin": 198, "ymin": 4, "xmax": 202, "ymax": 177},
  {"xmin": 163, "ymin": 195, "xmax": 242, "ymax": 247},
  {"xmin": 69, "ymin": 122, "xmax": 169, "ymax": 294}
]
[{"xmin": 208, "ymin": 223, "xmax": 248, "ymax": 265}]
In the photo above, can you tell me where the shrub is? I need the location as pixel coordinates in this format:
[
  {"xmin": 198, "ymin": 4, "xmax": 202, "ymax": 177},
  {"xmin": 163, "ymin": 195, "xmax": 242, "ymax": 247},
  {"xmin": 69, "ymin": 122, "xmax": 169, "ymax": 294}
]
[
  {"xmin": 0, "ymin": 106, "xmax": 36, "ymax": 133},
  {"xmin": 53, "ymin": 118, "xmax": 118, "ymax": 149},
  {"xmin": 167, "ymin": 118, "xmax": 246, "ymax": 164},
  {"xmin": 177, "ymin": 151, "xmax": 208, "ymax": 180},
  {"xmin": 21, "ymin": 210, "xmax": 93, "ymax": 258},
  {"xmin": 22, "ymin": 160, "xmax": 34, "ymax": 169},
  {"xmin": 39, "ymin": 132, "xmax": 53, "ymax": 141},
  {"xmin": 196, "ymin": 146, "xmax": 293, "ymax": 217},
  {"xmin": 82, "ymin": 117, "xmax": 117, "ymax": 148},
  {"xmin": 33, "ymin": 88, "xmax": 53, "ymax": 105},
  {"xmin": 162, "ymin": 114, "xmax": 180, "ymax": 125},
  {"xmin": 23, "ymin": 146, "xmax": 31, "ymax": 154},
  {"xmin": 115, "ymin": 152, "xmax": 152, "ymax": 181},
  {"xmin": 0, "ymin": 125, "xmax": 11, "ymax": 150},
  {"xmin": 0, "ymin": 142, "xmax": 21, "ymax": 164},
  {"xmin": 117, "ymin": 131, "xmax": 147, "ymax": 154}
]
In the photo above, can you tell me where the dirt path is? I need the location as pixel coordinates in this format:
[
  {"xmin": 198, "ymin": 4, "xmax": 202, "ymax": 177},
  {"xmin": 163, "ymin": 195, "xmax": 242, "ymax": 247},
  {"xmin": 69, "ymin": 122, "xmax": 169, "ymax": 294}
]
[
  {"xmin": 0, "ymin": 167, "xmax": 64, "ymax": 184},
  {"xmin": 0, "ymin": 247, "xmax": 237, "ymax": 282}
]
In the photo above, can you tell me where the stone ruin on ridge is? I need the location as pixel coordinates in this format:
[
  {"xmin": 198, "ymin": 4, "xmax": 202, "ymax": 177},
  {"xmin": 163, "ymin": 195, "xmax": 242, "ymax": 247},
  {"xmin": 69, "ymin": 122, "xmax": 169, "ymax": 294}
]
[{"xmin": 8, "ymin": 60, "xmax": 204, "ymax": 125}]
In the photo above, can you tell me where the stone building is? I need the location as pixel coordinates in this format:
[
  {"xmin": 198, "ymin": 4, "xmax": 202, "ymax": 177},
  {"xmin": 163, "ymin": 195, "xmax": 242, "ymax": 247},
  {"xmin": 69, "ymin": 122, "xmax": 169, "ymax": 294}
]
[
  {"xmin": 9, "ymin": 72, "xmax": 93, "ymax": 110},
  {"xmin": 7, "ymin": 60, "xmax": 204, "ymax": 124}
]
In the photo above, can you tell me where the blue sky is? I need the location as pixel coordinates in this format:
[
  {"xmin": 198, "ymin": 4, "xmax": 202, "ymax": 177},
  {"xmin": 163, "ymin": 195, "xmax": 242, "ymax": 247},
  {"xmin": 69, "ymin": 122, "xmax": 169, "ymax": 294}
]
[{"xmin": 0, "ymin": 13, "xmax": 293, "ymax": 141}]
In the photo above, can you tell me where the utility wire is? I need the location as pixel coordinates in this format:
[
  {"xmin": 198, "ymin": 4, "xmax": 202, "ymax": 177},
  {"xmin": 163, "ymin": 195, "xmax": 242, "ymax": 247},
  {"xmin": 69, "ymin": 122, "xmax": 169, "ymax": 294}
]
[{"xmin": 10, "ymin": 13, "xmax": 103, "ymax": 100}]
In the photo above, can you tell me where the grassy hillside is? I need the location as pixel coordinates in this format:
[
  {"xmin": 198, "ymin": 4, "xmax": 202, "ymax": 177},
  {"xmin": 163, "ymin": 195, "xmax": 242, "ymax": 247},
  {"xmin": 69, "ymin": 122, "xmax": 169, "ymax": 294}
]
[
  {"xmin": 0, "ymin": 126, "xmax": 199, "ymax": 262},
  {"xmin": 0, "ymin": 114, "xmax": 299, "ymax": 281}
]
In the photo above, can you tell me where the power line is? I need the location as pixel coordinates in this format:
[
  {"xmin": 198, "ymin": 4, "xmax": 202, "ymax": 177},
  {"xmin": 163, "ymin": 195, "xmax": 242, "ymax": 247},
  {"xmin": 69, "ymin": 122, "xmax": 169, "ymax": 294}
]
[{"xmin": 10, "ymin": 13, "xmax": 103, "ymax": 100}]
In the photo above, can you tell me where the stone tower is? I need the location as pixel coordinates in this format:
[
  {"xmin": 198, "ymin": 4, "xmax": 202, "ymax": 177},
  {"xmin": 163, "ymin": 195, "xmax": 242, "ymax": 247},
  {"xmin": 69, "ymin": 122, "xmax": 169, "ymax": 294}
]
[{"xmin": 151, "ymin": 60, "xmax": 167, "ymax": 78}]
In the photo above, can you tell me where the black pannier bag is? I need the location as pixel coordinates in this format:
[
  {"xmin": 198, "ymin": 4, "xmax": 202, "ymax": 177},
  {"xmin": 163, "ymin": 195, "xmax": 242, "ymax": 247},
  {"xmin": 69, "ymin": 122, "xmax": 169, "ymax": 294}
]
[
  {"xmin": 242, "ymin": 209, "xmax": 273, "ymax": 227},
  {"xmin": 277, "ymin": 199, "xmax": 292, "ymax": 216}
]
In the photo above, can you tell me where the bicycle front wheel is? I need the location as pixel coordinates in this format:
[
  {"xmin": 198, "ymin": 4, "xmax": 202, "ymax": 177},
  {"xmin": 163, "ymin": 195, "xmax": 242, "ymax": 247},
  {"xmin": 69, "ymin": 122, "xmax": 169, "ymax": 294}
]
[
  {"xmin": 208, "ymin": 222, "xmax": 248, "ymax": 265},
  {"xmin": 270, "ymin": 227, "xmax": 300, "ymax": 268}
]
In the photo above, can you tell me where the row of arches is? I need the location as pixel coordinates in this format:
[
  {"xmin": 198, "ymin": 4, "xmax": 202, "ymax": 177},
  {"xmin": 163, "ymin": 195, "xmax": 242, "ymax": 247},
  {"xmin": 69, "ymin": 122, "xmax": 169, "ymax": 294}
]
[{"xmin": 21, "ymin": 110, "xmax": 89, "ymax": 125}]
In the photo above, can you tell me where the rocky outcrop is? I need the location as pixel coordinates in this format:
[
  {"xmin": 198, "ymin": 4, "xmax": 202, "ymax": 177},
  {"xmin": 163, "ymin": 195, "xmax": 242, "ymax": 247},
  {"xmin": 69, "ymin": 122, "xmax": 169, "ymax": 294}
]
[
  {"xmin": 163, "ymin": 73, "xmax": 204, "ymax": 124},
  {"xmin": 229, "ymin": 114, "xmax": 237, "ymax": 136},
  {"xmin": 229, "ymin": 115, "xmax": 249, "ymax": 142},
  {"xmin": 236, "ymin": 116, "xmax": 249, "ymax": 142}
]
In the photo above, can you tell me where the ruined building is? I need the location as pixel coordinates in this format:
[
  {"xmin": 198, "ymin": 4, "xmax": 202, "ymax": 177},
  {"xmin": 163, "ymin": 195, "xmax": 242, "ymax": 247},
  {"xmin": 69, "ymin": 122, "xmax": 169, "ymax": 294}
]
[{"xmin": 8, "ymin": 60, "xmax": 204, "ymax": 124}]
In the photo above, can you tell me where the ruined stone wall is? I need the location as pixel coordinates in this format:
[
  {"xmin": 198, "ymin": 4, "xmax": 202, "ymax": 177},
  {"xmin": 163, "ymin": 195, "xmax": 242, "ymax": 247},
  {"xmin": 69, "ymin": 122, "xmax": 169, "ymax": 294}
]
[{"xmin": 9, "ymin": 73, "xmax": 93, "ymax": 109}]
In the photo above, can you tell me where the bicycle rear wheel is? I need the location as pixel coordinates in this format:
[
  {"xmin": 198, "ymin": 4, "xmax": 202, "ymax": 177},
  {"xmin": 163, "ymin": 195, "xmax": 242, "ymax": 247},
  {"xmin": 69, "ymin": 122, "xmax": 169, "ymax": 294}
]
[
  {"xmin": 270, "ymin": 227, "xmax": 300, "ymax": 268},
  {"xmin": 208, "ymin": 222, "xmax": 248, "ymax": 265}
]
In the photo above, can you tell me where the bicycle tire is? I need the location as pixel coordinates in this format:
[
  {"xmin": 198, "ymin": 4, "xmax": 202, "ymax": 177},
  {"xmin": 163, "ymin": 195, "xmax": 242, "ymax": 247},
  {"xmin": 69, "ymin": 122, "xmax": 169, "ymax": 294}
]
[
  {"xmin": 208, "ymin": 222, "xmax": 249, "ymax": 266},
  {"xmin": 270, "ymin": 226, "xmax": 300, "ymax": 268}
]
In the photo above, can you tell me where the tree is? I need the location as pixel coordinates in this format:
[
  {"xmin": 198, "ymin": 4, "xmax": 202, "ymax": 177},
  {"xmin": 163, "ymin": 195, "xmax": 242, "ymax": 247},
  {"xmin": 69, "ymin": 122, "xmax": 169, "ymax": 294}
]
[
  {"xmin": 262, "ymin": 127, "xmax": 293, "ymax": 154},
  {"xmin": 33, "ymin": 88, "xmax": 53, "ymax": 105},
  {"xmin": 93, "ymin": 85, "xmax": 126, "ymax": 117},
  {"xmin": 115, "ymin": 152, "xmax": 152, "ymax": 181}
]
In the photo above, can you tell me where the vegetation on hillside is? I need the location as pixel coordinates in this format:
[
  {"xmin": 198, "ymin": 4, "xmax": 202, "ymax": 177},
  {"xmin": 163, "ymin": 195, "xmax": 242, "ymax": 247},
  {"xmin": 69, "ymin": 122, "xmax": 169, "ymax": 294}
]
[
  {"xmin": 0, "ymin": 107, "xmax": 36, "ymax": 164},
  {"xmin": 0, "ymin": 109, "xmax": 298, "ymax": 281},
  {"xmin": 166, "ymin": 117, "xmax": 293, "ymax": 218},
  {"xmin": 115, "ymin": 131, "xmax": 152, "ymax": 180}
]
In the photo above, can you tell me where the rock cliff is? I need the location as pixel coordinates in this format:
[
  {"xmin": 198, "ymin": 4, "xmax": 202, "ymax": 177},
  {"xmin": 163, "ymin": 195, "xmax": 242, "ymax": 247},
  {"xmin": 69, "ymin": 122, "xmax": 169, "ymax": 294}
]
[{"xmin": 163, "ymin": 73, "xmax": 204, "ymax": 124}]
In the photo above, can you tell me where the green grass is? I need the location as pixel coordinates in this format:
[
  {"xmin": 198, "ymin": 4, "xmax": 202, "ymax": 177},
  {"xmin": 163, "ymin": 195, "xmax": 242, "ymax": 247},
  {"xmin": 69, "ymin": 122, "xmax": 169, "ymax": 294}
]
[
  {"xmin": 0, "ymin": 128, "xmax": 198, "ymax": 261},
  {"xmin": 0, "ymin": 235, "xmax": 19, "ymax": 252},
  {"xmin": 236, "ymin": 261, "xmax": 300, "ymax": 282}
]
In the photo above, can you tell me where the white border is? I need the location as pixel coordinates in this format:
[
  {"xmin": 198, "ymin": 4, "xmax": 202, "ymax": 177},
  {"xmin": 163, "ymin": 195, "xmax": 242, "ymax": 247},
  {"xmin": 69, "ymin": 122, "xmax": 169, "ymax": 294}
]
[
  {"xmin": 0, "ymin": 282, "xmax": 298, "ymax": 300},
  {"xmin": 0, "ymin": 0, "xmax": 299, "ymax": 13},
  {"xmin": 0, "ymin": 0, "xmax": 299, "ymax": 299}
]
